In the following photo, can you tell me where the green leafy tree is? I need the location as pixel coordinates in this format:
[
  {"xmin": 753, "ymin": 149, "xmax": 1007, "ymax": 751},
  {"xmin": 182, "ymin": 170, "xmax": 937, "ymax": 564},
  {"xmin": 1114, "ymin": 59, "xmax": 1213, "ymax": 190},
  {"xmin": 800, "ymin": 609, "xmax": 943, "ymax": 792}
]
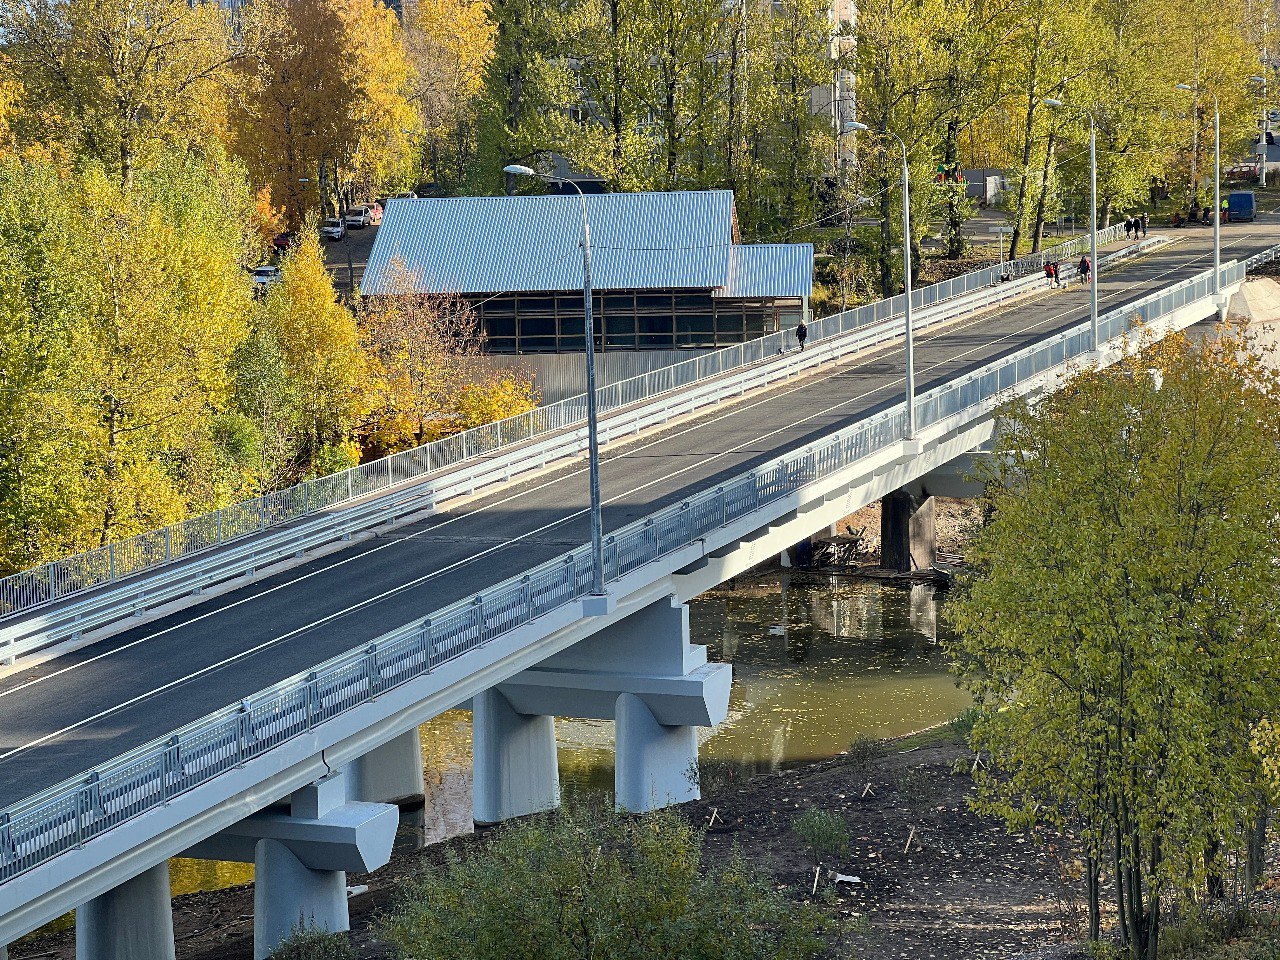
[{"xmin": 948, "ymin": 331, "xmax": 1280, "ymax": 957}]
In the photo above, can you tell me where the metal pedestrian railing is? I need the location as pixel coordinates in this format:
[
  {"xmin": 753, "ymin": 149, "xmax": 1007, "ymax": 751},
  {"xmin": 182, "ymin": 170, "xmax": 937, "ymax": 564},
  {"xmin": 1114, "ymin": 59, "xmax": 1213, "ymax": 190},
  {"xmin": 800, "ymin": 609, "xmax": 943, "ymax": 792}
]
[
  {"xmin": 0, "ymin": 224, "xmax": 1132, "ymax": 619},
  {"xmin": 0, "ymin": 248, "xmax": 1258, "ymax": 890}
]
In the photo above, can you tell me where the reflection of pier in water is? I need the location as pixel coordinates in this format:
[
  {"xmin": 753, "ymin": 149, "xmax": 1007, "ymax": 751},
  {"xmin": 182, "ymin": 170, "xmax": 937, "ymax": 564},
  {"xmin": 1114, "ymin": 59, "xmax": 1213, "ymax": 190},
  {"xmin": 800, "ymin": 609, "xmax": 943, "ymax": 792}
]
[{"xmin": 367, "ymin": 574, "xmax": 970, "ymax": 859}]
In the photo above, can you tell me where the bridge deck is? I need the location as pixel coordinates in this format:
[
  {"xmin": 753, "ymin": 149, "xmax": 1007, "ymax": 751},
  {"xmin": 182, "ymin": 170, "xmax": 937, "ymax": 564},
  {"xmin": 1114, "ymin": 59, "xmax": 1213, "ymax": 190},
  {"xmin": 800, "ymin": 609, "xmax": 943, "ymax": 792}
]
[{"xmin": 0, "ymin": 221, "xmax": 1276, "ymax": 809}]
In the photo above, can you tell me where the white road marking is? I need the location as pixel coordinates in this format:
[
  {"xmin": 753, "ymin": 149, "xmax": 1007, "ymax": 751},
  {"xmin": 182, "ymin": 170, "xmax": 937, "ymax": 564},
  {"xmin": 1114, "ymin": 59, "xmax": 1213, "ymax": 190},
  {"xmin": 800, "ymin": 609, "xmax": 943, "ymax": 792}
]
[{"xmin": 0, "ymin": 229, "xmax": 1269, "ymax": 763}]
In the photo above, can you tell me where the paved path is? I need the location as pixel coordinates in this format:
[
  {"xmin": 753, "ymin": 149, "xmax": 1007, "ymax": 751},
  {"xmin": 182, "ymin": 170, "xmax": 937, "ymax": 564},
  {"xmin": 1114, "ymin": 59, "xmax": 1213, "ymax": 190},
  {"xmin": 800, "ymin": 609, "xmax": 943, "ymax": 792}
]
[{"xmin": 1, "ymin": 220, "xmax": 1277, "ymax": 809}]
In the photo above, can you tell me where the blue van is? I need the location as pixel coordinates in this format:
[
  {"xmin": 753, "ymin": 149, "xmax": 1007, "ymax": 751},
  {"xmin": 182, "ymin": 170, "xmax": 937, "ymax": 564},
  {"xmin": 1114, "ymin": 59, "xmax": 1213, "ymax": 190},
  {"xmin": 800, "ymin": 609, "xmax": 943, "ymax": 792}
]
[{"xmin": 1228, "ymin": 190, "xmax": 1257, "ymax": 222}]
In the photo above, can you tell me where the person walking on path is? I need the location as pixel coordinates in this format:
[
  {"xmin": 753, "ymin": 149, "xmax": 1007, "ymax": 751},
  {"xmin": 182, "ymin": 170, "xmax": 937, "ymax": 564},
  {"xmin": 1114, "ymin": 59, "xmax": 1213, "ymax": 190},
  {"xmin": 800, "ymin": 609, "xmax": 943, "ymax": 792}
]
[
  {"xmin": 1078, "ymin": 254, "xmax": 1091, "ymax": 284},
  {"xmin": 1045, "ymin": 262, "xmax": 1059, "ymax": 288},
  {"xmin": 795, "ymin": 318, "xmax": 808, "ymax": 351},
  {"xmin": 1141, "ymin": 212, "xmax": 1148, "ymax": 237}
]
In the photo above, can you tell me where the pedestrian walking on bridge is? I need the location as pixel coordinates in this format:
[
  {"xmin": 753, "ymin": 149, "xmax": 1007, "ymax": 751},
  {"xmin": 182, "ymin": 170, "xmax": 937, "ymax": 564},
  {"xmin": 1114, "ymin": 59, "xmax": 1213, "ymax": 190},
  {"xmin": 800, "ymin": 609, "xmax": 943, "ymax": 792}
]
[
  {"xmin": 1078, "ymin": 254, "xmax": 1092, "ymax": 284},
  {"xmin": 795, "ymin": 318, "xmax": 808, "ymax": 351}
]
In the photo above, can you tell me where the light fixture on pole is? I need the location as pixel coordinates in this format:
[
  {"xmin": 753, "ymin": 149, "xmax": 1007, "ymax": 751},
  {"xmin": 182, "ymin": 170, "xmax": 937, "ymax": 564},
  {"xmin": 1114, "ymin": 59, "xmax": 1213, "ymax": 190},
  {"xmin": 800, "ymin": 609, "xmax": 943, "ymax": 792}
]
[
  {"xmin": 1043, "ymin": 98, "xmax": 1100, "ymax": 353},
  {"xmin": 503, "ymin": 164, "xmax": 608, "ymax": 607},
  {"xmin": 1176, "ymin": 84, "xmax": 1222, "ymax": 303},
  {"xmin": 845, "ymin": 121, "xmax": 917, "ymax": 440}
]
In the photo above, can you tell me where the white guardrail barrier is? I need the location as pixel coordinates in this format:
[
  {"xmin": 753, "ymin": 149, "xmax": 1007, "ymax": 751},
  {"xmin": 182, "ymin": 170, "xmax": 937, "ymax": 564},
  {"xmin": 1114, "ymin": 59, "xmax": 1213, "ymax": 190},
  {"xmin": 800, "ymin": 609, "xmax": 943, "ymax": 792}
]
[
  {"xmin": 0, "ymin": 248, "xmax": 1261, "ymax": 889},
  {"xmin": 0, "ymin": 223, "xmax": 1134, "ymax": 626},
  {"xmin": 0, "ymin": 233, "xmax": 1159, "ymax": 667}
]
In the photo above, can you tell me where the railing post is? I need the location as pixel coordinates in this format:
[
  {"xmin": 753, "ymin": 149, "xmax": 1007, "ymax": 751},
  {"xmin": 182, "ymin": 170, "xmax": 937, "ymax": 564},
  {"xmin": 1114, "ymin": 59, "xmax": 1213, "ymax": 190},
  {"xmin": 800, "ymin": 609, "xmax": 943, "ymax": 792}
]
[
  {"xmin": 237, "ymin": 701, "xmax": 253, "ymax": 763},
  {"xmin": 163, "ymin": 527, "xmax": 171, "ymax": 562},
  {"xmin": 108, "ymin": 542, "xmax": 116, "ymax": 581},
  {"xmin": 366, "ymin": 643, "xmax": 381, "ymax": 697},
  {"xmin": 215, "ymin": 511, "xmax": 223, "ymax": 544},
  {"xmin": 473, "ymin": 595, "xmax": 486, "ymax": 644},
  {"xmin": 259, "ymin": 496, "xmax": 267, "ymax": 530},
  {"xmin": 0, "ymin": 812, "xmax": 13, "ymax": 867},
  {"xmin": 305, "ymin": 671, "xmax": 319, "ymax": 727},
  {"xmin": 423, "ymin": 617, "xmax": 435, "ymax": 670},
  {"xmin": 347, "ymin": 469, "xmax": 354, "ymax": 501}
]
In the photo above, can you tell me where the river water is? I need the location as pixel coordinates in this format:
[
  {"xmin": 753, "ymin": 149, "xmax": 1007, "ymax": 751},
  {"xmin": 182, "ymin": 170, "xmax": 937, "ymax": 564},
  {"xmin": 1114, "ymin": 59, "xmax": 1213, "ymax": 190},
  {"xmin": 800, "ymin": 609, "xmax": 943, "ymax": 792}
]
[{"xmin": 168, "ymin": 572, "xmax": 967, "ymax": 895}]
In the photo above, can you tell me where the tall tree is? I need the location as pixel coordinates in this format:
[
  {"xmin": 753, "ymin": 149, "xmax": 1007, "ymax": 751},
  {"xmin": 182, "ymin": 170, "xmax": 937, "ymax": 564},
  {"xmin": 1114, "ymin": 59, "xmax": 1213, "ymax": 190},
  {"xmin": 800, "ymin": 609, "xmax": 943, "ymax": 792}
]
[
  {"xmin": 231, "ymin": 0, "xmax": 414, "ymax": 223},
  {"xmin": 405, "ymin": 0, "xmax": 494, "ymax": 193},
  {"xmin": 0, "ymin": 0, "xmax": 249, "ymax": 187},
  {"xmin": 0, "ymin": 152, "xmax": 256, "ymax": 569},
  {"xmin": 255, "ymin": 232, "xmax": 371, "ymax": 477},
  {"xmin": 949, "ymin": 333, "xmax": 1280, "ymax": 957}
]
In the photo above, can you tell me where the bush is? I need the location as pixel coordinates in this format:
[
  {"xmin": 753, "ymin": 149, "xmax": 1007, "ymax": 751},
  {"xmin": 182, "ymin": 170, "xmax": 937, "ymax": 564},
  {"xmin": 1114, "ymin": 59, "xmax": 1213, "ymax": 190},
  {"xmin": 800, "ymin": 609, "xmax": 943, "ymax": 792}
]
[
  {"xmin": 380, "ymin": 803, "xmax": 826, "ymax": 960},
  {"xmin": 791, "ymin": 807, "xmax": 851, "ymax": 861},
  {"xmin": 270, "ymin": 925, "xmax": 356, "ymax": 960}
]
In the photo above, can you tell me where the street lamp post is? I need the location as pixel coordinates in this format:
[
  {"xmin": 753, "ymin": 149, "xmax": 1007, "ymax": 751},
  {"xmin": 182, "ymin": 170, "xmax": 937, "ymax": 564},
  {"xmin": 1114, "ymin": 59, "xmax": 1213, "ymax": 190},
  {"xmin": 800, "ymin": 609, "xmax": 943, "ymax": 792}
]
[
  {"xmin": 845, "ymin": 121, "xmax": 916, "ymax": 439},
  {"xmin": 504, "ymin": 165, "xmax": 606, "ymax": 602},
  {"xmin": 1252, "ymin": 75, "xmax": 1268, "ymax": 188},
  {"xmin": 1176, "ymin": 83, "xmax": 1221, "ymax": 299},
  {"xmin": 1044, "ymin": 99, "xmax": 1100, "ymax": 352}
]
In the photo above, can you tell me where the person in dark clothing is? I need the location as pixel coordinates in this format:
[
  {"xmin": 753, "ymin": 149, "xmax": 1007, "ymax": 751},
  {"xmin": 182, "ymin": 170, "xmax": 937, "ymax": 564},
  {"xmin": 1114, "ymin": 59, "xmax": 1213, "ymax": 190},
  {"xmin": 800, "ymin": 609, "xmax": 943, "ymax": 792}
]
[
  {"xmin": 1078, "ymin": 255, "xmax": 1092, "ymax": 283},
  {"xmin": 795, "ymin": 319, "xmax": 808, "ymax": 350},
  {"xmin": 1140, "ymin": 212, "xmax": 1148, "ymax": 237},
  {"xmin": 1045, "ymin": 262, "xmax": 1056, "ymax": 287},
  {"xmin": 1124, "ymin": 217, "xmax": 1133, "ymax": 239}
]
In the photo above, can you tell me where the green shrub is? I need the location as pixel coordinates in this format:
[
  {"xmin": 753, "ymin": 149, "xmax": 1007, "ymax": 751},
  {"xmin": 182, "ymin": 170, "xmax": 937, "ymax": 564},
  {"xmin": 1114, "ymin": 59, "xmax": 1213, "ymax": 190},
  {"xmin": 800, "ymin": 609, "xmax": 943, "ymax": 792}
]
[
  {"xmin": 947, "ymin": 706, "xmax": 980, "ymax": 741},
  {"xmin": 791, "ymin": 807, "xmax": 851, "ymax": 861},
  {"xmin": 269, "ymin": 924, "xmax": 356, "ymax": 960},
  {"xmin": 380, "ymin": 803, "xmax": 826, "ymax": 960}
]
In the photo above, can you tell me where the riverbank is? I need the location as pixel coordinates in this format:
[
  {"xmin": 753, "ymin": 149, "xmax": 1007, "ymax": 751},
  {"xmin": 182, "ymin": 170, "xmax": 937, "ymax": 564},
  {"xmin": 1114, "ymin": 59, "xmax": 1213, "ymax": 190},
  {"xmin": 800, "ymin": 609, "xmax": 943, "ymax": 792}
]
[{"xmin": 10, "ymin": 724, "xmax": 1083, "ymax": 960}]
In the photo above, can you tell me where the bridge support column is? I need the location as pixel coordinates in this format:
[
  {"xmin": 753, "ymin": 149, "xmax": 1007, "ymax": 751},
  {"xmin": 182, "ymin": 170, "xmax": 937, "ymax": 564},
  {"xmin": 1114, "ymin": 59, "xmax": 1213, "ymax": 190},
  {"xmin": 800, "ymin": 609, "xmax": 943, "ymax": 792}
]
[
  {"xmin": 880, "ymin": 488, "xmax": 935, "ymax": 573},
  {"xmin": 254, "ymin": 839, "xmax": 347, "ymax": 959},
  {"xmin": 348, "ymin": 728, "xmax": 425, "ymax": 806},
  {"xmin": 75, "ymin": 861, "xmax": 175, "ymax": 960},
  {"xmin": 472, "ymin": 688, "xmax": 560, "ymax": 825},
  {"xmin": 181, "ymin": 769, "xmax": 396, "ymax": 960},
  {"xmin": 499, "ymin": 596, "xmax": 731, "ymax": 814},
  {"xmin": 615, "ymin": 692, "xmax": 699, "ymax": 811}
]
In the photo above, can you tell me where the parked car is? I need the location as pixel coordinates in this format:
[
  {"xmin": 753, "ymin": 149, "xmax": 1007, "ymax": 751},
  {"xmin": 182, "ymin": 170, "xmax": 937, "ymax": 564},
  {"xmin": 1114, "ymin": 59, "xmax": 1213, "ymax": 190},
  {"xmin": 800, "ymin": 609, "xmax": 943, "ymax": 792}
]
[
  {"xmin": 320, "ymin": 217, "xmax": 347, "ymax": 241},
  {"xmin": 368, "ymin": 201, "xmax": 383, "ymax": 224},
  {"xmin": 391, "ymin": 191, "xmax": 417, "ymax": 200},
  {"xmin": 344, "ymin": 206, "xmax": 372, "ymax": 228},
  {"xmin": 271, "ymin": 231, "xmax": 295, "ymax": 254},
  {"xmin": 251, "ymin": 265, "xmax": 282, "ymax": 294}
]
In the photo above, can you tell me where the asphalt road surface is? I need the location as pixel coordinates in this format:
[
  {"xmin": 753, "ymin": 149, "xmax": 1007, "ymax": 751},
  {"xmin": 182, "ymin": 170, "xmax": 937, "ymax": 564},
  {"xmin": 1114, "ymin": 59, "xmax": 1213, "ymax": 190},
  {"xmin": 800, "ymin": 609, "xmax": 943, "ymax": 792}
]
[{"xmin": 2, "ymin": 218, "xmax": 1278, "ymax": 809}]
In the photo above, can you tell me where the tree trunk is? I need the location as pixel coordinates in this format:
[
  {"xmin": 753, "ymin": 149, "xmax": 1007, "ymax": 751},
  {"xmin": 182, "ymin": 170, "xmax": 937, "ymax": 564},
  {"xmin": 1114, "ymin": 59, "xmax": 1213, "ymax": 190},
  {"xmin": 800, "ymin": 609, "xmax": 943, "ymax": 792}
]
[
  {"xmin": 943, "ymin": 115, "xmax": 964, "ymax": 259},
  {"xmin": 1031, "ymin": 128, "xmax": 1056, "ymax": 253}
]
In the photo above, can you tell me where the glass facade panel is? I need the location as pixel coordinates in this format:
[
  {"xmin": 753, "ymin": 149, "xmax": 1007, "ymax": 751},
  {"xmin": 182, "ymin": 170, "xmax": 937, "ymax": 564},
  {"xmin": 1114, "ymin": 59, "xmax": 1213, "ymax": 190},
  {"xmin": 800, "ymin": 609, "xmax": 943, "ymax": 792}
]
[{"xmin": 470, "ymin": 289, "xmax": 789, "ymax": 353}]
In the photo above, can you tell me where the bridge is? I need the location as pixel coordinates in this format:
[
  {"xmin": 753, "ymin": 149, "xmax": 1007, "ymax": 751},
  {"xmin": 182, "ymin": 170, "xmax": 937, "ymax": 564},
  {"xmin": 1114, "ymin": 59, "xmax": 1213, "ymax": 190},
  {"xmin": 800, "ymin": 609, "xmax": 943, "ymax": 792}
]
[{"xmin": 1, "ymin": 215, "xmax": 1278, "ymax": 959}]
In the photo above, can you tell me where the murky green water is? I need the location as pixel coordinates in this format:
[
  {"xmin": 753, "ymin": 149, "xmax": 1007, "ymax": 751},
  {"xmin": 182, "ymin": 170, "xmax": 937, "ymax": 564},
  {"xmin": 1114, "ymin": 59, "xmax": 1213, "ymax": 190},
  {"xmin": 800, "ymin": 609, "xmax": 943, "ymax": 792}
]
[{"xmin": 159, "ymin": 572, "xmax": 965, "ymax": 898}]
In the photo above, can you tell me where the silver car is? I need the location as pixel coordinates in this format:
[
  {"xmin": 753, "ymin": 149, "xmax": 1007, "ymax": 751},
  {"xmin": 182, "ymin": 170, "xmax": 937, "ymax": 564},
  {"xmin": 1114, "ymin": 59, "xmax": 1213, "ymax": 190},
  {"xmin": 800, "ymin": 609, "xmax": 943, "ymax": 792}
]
[
  {"xmin": 320, "ymin": 217, "xmax": 347, "ymax": 241},
  {"xmin": 343, "ymin": 206, "xmax": 372, "ymax": 228}
]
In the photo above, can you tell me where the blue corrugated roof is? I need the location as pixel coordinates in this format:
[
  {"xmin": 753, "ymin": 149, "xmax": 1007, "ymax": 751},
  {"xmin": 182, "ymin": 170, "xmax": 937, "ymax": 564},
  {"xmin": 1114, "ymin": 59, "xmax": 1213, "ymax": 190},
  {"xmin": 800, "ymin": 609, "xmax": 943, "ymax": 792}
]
[
  {"xmin": 364, "ymin": 191, "xmax": 735, "ymax": 294},
  {"xmin": 362, "ymin": 190, "xmax": 811, "ymax": 300},
  {"xmin": 714, "ymin": 243, "xmax": 813, "ymax": 299}
]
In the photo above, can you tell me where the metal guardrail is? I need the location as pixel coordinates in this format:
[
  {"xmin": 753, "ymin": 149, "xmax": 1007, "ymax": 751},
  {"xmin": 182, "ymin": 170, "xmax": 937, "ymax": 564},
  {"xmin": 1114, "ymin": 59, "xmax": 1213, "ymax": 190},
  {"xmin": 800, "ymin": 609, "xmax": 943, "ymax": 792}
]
[
  {"xmin": 0, "ymin": 247, "xmax": 1256, "ymax": 890},
  {"xmin": 0, "ymin": 236, "xmax": 1157, "ymax": 667},
  {"xmin": 0, "ymin": 224, "xmax": 1131, "ymax": 619}
]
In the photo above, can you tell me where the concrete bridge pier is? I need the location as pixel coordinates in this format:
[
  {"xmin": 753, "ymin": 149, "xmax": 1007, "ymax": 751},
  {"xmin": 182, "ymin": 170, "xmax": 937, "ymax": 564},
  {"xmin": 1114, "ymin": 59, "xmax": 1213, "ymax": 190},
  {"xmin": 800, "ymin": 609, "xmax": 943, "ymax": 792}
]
[
  {"xmin": 75, "ymin": 861, "xmax": 175, "ymax": 960},
  {"xmin": 495, "ymin": 596, "xmax": 731, "ymax": 814},
  {"xmin": 880, "ymin": 488, "xmax": 936, "ymax": 573},
  {"xmin": 348, "ymin": 728, "xmax": 426, "ymax": 806},
  {"xmin": 471, "ymin": 688, "xmax": 561, "ymax": 825},
  {"xmin": 180, "ymin": 768, "xmax": 397, "ymax": 960}
]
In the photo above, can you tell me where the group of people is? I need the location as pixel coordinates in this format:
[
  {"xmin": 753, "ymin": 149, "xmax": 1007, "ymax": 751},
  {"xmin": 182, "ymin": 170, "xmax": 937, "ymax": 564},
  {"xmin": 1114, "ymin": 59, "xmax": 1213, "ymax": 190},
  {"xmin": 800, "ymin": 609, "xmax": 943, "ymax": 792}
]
[
  {"xmin": 1044, "ymin": 254, "xmax": 1093, "ymax": 289},
  {"xmin": 1124, "ymin": 213, "xmax": 1149, "ymax": 240}
]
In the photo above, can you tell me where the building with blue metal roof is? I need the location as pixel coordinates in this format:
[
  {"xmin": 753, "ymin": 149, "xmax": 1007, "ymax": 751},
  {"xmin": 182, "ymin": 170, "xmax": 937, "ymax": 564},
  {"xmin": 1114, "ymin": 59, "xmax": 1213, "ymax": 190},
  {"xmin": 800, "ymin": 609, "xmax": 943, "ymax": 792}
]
[{"xmin": 363, "ymin": 190, "xmax": 812, "ymax": 354}]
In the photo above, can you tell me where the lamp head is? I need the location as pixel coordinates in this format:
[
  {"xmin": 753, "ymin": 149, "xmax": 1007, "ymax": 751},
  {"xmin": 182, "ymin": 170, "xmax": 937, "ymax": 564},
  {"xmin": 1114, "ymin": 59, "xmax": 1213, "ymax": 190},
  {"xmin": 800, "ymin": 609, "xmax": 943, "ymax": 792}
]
[
  {"xmin": 1251, "ymin": 75, "xmax": 1266, "ymax": 83},
  {"xmin": 1043, "ymin": 98, "xmax": 1064, "ymax": 108},
  {"xmin": 1176, "ymin": 83, "xmax": 1194, "ymax": 91},
  {"xmin": 503, "ymin": 164, "xmax": 538, "ymax": 177},
  {"xmin": 844, "ymin": 121, "xmax": 870, "ymax": 132}
]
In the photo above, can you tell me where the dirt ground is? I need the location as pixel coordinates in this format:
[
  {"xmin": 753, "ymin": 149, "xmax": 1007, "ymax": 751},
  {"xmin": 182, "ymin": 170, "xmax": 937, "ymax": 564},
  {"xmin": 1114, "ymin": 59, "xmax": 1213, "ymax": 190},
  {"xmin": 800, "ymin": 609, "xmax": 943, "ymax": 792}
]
[
  {"xmin": 10, "ymin": 731, "xmax": 1084, "ymax": 960},
  {"xmin": 829, "ymin": 496, "xmax": 983, "ymax": 561}
]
